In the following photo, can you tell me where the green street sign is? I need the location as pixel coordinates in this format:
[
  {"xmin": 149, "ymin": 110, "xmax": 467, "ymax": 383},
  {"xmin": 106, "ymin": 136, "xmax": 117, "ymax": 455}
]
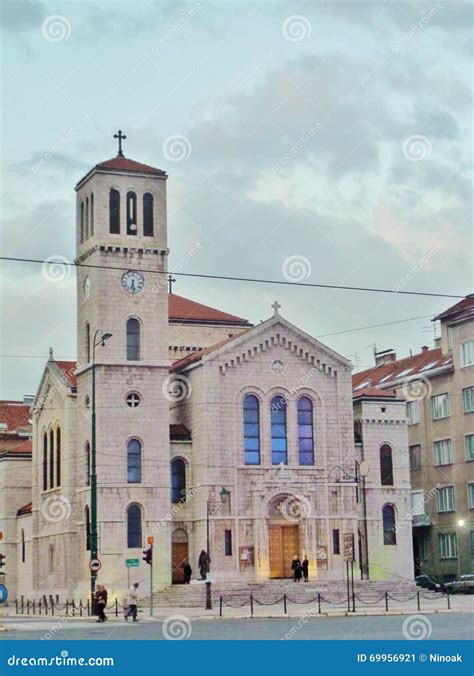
[{"xmin": 126, "ymin": 558, "xmax": 140, "ymax": 568}]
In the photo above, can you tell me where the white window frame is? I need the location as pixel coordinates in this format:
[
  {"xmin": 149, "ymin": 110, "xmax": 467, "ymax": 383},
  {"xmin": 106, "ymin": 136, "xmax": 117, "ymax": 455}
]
[
  {"xmin": 407, "ymin": 400, "xmax": 419, "ymax": 425},
  {"xmin": 431, "ymin": 393, "xmax": 449, "ymax": 420},
  {"xmin": 468, "ymin": 483, "xmax": 474, "ymax": 510},
  {"xmin": 434, "ymin": 439, "xmax": 453, "ymax": 466},
  {"xmin": 411, "ymin": 490, "xmax": 425, "ymax": 516},
  {"xmin": 461, "ymin": 340, "xmax": 474, "ymax": 367},
  {"xmin": 437, "ymin": 486, "xmax": 455, "ymax": 513},
  {"xmin": 439, "ymin": 532, "xmax": 458, "ymax": 559},
  {"xmin": 463, "ymin": 387, "xmax": 474, "ymax": 413},
  {"xmin": 466, "ymin": 434, "xmax": 474, "ymax": 461}
]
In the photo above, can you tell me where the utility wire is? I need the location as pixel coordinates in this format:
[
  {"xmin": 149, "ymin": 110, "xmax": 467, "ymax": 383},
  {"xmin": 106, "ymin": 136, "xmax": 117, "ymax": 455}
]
[{"xmin": 0, "ymin": 255, "xmax": 465, "ymax": 299}]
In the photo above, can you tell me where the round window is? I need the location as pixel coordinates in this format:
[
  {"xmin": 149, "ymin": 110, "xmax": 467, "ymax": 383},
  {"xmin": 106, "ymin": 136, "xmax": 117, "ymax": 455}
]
[{"xmin": 126, "ymin": 392, "xmax": 141, "ymax": 408}]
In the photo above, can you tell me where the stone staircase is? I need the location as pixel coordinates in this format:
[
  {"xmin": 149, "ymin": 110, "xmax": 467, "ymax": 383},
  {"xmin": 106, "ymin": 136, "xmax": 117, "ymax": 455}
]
[{"xmin": 152, "ymin": 578, "xmax": 432, "ymax": 608}]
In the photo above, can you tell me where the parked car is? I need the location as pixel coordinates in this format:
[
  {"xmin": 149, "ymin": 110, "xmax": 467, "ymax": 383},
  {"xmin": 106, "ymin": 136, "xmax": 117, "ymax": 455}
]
[
  {"xmin": 444, "ymin": 574, "xmax": 474, "ymax": 594},
  {"xmin": 415, "ymin": 575, "xmax": 443, "ymax": 592}
]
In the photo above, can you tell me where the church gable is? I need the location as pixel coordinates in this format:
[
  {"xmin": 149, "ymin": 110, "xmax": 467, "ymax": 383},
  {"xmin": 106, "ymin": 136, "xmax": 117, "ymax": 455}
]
[{"xmin": 33, "ymin": 359, "xmax": 77, "ymax": 417}]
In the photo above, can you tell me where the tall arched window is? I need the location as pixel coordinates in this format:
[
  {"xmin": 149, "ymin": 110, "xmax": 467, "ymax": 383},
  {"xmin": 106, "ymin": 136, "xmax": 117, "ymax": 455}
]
[
  {"xmin": 86, "ymin": 442, "xmax": 91, "ymax": 486},
  {"xmin": 126, "ymin": 191, "xmax": 137, "ymax": 235},
  {"xmin": 143, "ymin": 193, "xmax": 154, "ymax": 237},
  {"xmin": 380, "ymin": 444, "xmax": 394, "ymax": 486},
  {"xmin": 49, "ymin": 429, "xmax": 54, "ymax": 489},
  {"xmin": 109, "ymin": 188, "xmax": 120, "ymax": 234},
  {"xmin": 171, "ymin": 458, "xmax": 186, "ymax": 503},
  {"xmin": 85, "ymin": 322, "xmax": 91, "ymax": 363},
  {"xmin": 85, "ymin": 196, "xmax": 89, "ymax": 239},
  {"xmin": 243, "ymin": 395, "xmax": 260, "ymax": 465},
  {"xmin": 127, "ymin": 439, "xmax": 142, "ymax": 483},
  {"xmin": 43, "ymin": 433, "xmax": 48, "ymax": 491},
  {"xmin": 80, "ymin": 201, "xmax": 84, "ymax": 242},
  {"xmin": 48, "ymin": 544, "xmax": 54, "ymax": 573},
  {"xmin": 90, "ymin": 193, "xmax": 94, "ymax": 236},
  {"xmin": 21, "ymin": 529, "xmax": 25, "ymax": 563},
  {"xmin": 382, "ymin": 504, "xmax": 396, "ymax": 545},
  {"xmin": 297, "ymin": 396, "xmax": 314, "ymax": 465},
  {"xmin": 127, "ymin": 503, "xmax": 142, "ymax": 548},
  {"xmin": 56, "ymin": 427, "xmax": 61, "ymax": 487},
  {"xmin": 271, "ymin": 395, "xmax": 287, "ymax": 465},
  {"xmin": 126, "ymin": 318, "xmax": 141, "ymax": 360},
  {"xmin": 85, "ymin": 506, "xmax": 91, "ymax": 551}
]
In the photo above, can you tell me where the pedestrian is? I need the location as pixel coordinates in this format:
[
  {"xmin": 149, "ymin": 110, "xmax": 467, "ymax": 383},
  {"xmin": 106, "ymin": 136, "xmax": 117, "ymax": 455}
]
[
  {"xmin": 95, "ymin": 584, "xmax": 108, "ymax": 622},
  {"xmin": 301, "ymin": 555, "xmax": 309, "ymax": 582},
  {"xmin": 182, "ymin": 559, "xmax": 192, "ymax": 584},
  {"xmin": 291, "ymin": 555, "xmax": 302, "ymax": 582},
  {"xmin": 125, "ymin": 582, "xmax": 139, "ymax": 621},
  {"xmin": 198, "ymin": 550, "xmax": 210, "ymax": 580}
]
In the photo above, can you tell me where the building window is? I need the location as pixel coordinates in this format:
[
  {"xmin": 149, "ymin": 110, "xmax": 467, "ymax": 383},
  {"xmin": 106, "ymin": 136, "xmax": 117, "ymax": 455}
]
[
  {"xmin": 380, "ymin": 444, "xmax": 394, "ymax": 485},
  {"xmin": 411, "ymin": 490, "xmax": 425, "ymax": 516},
  {"xmin": 332, "ymin": 529, "xmax": 340, "ymax": 554},
  {"xmin": 463, "ymin": 387, "xmax": 474, "ymax": 413},
  {"xmin": 127, "ymin": 503, "xmax": 142, "ymax": 548},
  {"xmin": 126, "ymin": 392, "xmax": 141, "ymax": 408},
  {"xmin": 86, "ymin": 442, "xmax": 90, "ymax": 486},
  {"xmin": 437, "ymin": 486, "xmax": 455, "ymax": 512},
  {"xmin": 468, "ymin": 483, "xmax": 474, "ymax": 509},
  {"xmin": 461, "ymin": 340, "xmax": 474, "ymax": 367},
  {"xmin": 439, "ymin": 532, "xmax": 457, "ymax": 559},
  {"xmin": 43, "ymin": 433, "xmax": 48, "ymax": 491},
  {"xmin": 48, "ymin": 544, "xmax": 54, "ymax": 573},
  {"xmin": 409, "ymin": 445, "xmax": 421, "ymax": 470},
  {"xmin": 49, "ymin": 429, "xmax": 54, "ymax": 489},
  {"xmin": 126, "ymin": 191, "xmax": 137, "ymax": 235},
  {"xmin": 90, "ymin": 193, "xmax": 94, "ymax": 236},
  {"xmin": 143, "ymin": 193, "xmax": 154, "ymax": 237},
  {"xmin": 271, "ymin": 395, "xmax": 287, "ymax": 465},
  {"xmin": 109, "ymin": 188, "xmax": 120, "ymax": 234},
  {"xmin": 127, "ymin": 439, "xmax": 142, "ymax": 483},
  {"xmin": 407, "ymin": 400, "xmax": 419, "ymax": 425},
  {"xmin": 126, "ymin": 318, "xmax": 141, "ymax": 360},
  {"xmin": 21, "ymin": 529, "xmax": 25, "ymax": 563},
  {"xmin": 431, "ymin": 393, "xmax": 449, "ymax": 420},
  {"xmin": 419, "ymin": 534, "xmax": 428, "ymax": 560},
  {"xmin": 56, "ymin": 427, "xmax": 61, "ymax": 487},
  {"xmin": 434, "ymin": 439, "xmax": 452, "ymax": 466},
  {"xmin": 85, "ymin": 506, "xmax": 91, "ymax": 551},
  {"xmin": 80, "ymin": 201, "xmax": 84, "ymax": 242},
  {"xmin": 85, "ymin": 322, "xmax": 90, "ymax": 363},
  {"xmin": 85, "ymin": 196, "xmax": 89, "ymax": 239},
  {"xmin": 447, "ymin": 326, "xmax": 453, "ymax": 351},
  {"xmin": 382, "ymin": 504, "xmax": 396, "ymax": 545},
  {"xmin": 297, "ymin": 396, "xmax": 314, "ymax": 465},
  {"xmin": 171, "ymin": 458, "xmax": 186, "ymax": 503},
  {"xmin": 243, "ymin": 394, "xmax": 260, "ymax": 465},
  {"xmin": 466, "ymin": 434, "xmax": 474, "ymax": 461},
  {"xmin": 224, "ymin": 530, "xmax": 232, "ymax": 556}
]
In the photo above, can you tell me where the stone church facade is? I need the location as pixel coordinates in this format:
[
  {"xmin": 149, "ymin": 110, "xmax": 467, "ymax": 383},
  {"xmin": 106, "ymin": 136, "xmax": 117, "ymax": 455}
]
[{"xmin": 1, "ymin": 143, "xmax": 413, "ymax": 603}]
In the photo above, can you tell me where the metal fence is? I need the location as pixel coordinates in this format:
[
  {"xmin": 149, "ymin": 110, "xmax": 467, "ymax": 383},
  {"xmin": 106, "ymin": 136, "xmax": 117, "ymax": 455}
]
[{"xmin": 14, "ymin": 598, "xmax": 126, "ymax": 617}]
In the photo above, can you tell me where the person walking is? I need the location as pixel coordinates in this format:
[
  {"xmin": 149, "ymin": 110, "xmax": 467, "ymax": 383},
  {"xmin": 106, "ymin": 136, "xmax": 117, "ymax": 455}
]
[
  {"xmin": 95, "ymin": 584, "xmax": 108, "ymax": 622},
  {"xmin": 301, "ymin": 555, "xmax": 309, "ymax": 582},
  {"xmin": 291, "ymin": 555, "xmax": 302, "ymax": 582},
  {"xmin": 198, "ymin": 550, "xmax": 210, "ymax": 580},
  {"xmin": 182, "ymin": 559, "xmax": 192, "ymax": 584},
  {"xmin": 125, "ymin": 582, "xmax": 139, "ymax": 621}
]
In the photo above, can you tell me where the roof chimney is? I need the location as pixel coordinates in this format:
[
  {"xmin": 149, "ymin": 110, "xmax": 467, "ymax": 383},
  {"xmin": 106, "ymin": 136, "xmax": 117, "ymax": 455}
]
[
  {"xmin": 421, "ymin": 346, "xmax": 429, "ymax": 354},
  {"xmin": 22, "ymin": 395, "xmax": 35, "ymax": 405},
  {"xmin": 375, "ymin": 349, "xmax": 397, "ymax": 366}
]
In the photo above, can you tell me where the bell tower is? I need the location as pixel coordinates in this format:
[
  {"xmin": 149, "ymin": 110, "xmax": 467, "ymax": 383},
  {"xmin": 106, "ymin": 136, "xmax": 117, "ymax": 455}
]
[{"xmin": 74, "ymin": 132, "xmax": 171, "ymax": 593}]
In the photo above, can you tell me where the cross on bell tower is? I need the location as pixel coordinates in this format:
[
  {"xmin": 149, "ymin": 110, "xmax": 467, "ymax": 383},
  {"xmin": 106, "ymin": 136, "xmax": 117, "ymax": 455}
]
[{"xmin": 113, "ymin": 129, "xmax": 127, "ymax": 157}]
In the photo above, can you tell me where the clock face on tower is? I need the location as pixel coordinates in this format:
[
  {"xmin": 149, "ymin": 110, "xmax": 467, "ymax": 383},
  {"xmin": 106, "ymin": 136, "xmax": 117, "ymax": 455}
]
[{"xmin": 121, "ymin": 271, "xmax": 144, "ymax": 294}]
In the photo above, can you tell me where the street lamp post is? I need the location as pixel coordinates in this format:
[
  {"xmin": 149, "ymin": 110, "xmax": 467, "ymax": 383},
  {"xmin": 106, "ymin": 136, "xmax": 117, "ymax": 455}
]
[
  {"xmin": 456, "ymin": 519, "xmax": 465, "ymax": 579},
  {"xmin": 90, "ymin": 329, "xmax": 113, "ymax": 614},
  {"xmin": 205, "ymin": 500, "xmax": 212, "ymax": 610}
]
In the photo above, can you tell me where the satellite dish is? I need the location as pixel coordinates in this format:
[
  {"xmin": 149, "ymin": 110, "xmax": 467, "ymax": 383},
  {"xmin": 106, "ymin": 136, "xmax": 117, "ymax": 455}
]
[{"xmin": 359, "ymin": 460, "xmax": 370, "ymax": 477}]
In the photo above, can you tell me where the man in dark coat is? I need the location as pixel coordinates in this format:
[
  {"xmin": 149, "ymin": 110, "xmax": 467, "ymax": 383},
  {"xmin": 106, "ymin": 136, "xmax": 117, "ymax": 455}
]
[
  {"xmin": 198, "ymin": 550, "xmax": 210, "ymax": 580},
  {"xmin": 95, "ymin": 584, "xmax": 108, "ymax": 622},
  {"xmin": 301, "ymin": 555, "xmax": 309, "ymax": 582},
  {"xmin": 291, "ymin": 555, "xmax": 302, "ymax": 582},
  {"xmin": 182, "ymin": 559, "xmax": 192, "ymax": 584}
]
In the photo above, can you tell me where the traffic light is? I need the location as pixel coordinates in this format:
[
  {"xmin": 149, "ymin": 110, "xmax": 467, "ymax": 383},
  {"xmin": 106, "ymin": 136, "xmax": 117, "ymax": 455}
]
[
  {"xmin": 142, "ymin": 546, "xmax": 152, "ymax": 565},
  {"xmin": 0, "ymin": 554, "xmax": 5, "ymax": 568}
]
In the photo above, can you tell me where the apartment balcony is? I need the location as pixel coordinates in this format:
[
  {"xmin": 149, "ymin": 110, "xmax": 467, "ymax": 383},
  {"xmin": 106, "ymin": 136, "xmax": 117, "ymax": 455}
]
[{"xmin": 412, "ymin": 514, "xmax": 432, "ymax": 528}]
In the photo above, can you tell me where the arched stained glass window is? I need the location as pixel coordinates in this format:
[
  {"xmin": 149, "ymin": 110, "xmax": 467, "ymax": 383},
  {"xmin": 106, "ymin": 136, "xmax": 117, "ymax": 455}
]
[
  {"xmin": 127, "ymin": 439, "xmax": 142, "ymax": 483},
  {"xmin": 171, "ymin": 458, "xmax": 186, "ymax": 503},
  {"xmin": 43, "ymin": 433, "xmax": 48, "ymax": 491},
  {"xmin": 127, "ymin": 503, "xmax": 142, "ymax": 548},
  {"xmin": 49, "ymin": 429, "xmax": 54, "ymax": 489},
  {"xmin": 271, "ymin": 395, "xmax": 287, "ymax": 465},
  {"xmin": 380, "ymin": 445, "xmax": 394, "ymax": 486},
  {"xmin": 56, "ymin": 427, "xmax": 61, "ymax": 487},
  {"xmin": 126, "ymin": 318, "xmax": 140, "ymax": 361},
  {"xmin": 243, "ymin": 395, "xmax": 260, "ymax": 465},
  {"xmin": 382, "ymin": 504, "xmax": 396, "ymax": 545},
  {"xmin": 297, "ymin": 396, "xmax": 314, "ymax": 465}
]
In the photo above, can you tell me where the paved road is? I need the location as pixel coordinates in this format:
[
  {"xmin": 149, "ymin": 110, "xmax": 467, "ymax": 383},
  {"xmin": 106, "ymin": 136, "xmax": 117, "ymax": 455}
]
[{"xmin": 3, "ymin": 613, "xmax": 473, "ymax": 641}]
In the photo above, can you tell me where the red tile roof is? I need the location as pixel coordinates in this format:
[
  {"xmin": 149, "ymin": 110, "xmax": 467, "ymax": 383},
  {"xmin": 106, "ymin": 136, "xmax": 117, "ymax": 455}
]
[
  {"xmin": 353, "ymin": 347, "xmax": 453, "ymax": 393},
  {"xmin": 169, "ymin": 294, "xmax": 250, "ymax": 325},
  {"xmin": 0, "ymin": 401, "xmax": 31, "ymax": 434},
  {"xmin": 10, "ymin": 439, "xmax": 32, "ymax": 453},
  {"xmin": 171, "ymin": 331, "xmax": 249, "ymax": 371},
  {"xmin": 433, "ymin": 295, "xmax": 474, "ymax": 322},
  {"xmin": 17, "ymin": 502, "xmax": 32, "ymax": 516},
  {"xmin": 76, "ymin": 155, "xmax": 166, "ymax": 188},
  {"xmin": 54, "ymin": 361, "xmax": 77, "ymax": 388}
]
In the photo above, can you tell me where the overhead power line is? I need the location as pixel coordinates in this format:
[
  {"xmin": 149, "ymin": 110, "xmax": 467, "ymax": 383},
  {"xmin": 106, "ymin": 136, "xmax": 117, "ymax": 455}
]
[{"xmin": 0, "ymin": 255, "xmax": 465, "ymax": 299}]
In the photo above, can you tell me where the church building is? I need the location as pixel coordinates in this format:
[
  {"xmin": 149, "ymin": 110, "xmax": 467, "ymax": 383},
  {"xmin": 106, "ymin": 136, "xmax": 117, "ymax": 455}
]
[{"xmin": 1, "ymin": 137, "xmax": 414, "ymax": 602}]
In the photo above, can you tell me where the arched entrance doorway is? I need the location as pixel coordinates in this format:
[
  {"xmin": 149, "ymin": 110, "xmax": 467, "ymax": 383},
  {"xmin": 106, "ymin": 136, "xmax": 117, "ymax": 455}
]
[
  {"xmin": 267, "ymin": 494, "xmax": 308, "ymax": 579},
  {"xmin": 171, "ymin": 528, "xmax": 189, "ymax": 584}
]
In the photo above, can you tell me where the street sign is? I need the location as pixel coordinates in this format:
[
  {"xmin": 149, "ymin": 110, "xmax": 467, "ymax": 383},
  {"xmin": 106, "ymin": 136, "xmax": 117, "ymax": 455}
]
[
  {"xmin": 147, "ymin": 536, "xmax": 154, "ymax": 545},
  {"xmin": 343, "ymin": 533, "xmax": 354, "ymax": 562},
  {"xmin": 0, "ymin": 583, "xmax": 8, "ymax": 603},
  {"xmin": 89, "ymin": 558, "xmax": 101, "ymax": 573},
  {"xmin": 126, "ymin": 558, "xmax": 140, "ymax": 568}
]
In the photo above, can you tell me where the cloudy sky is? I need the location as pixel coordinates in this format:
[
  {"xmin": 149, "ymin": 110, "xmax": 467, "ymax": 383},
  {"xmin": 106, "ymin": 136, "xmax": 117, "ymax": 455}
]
[{"xmin": 1, "ymin": 0, "xmax": 472, "ymax": 399}]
